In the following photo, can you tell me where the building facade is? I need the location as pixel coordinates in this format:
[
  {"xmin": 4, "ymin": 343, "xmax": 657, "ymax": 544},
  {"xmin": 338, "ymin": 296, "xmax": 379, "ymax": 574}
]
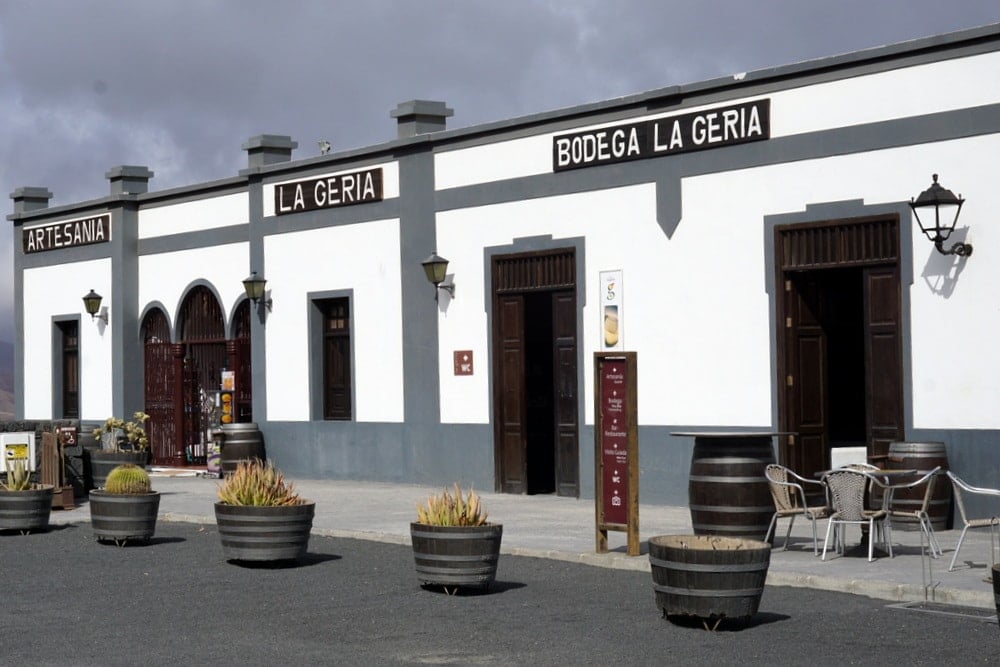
[{"xmin": 9, "ymin": 25, "xmax": 1000, "ymax": 506}]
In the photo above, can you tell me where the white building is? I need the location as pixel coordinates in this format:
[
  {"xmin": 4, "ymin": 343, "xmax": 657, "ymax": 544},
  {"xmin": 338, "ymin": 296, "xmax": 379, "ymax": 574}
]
[{"xmin": 9, "ymin": 24, "xmax": 1000, "ymax": 509}]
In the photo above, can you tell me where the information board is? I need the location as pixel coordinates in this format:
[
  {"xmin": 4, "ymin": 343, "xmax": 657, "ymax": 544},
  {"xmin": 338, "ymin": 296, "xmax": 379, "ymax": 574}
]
[{"xmin": 594, "ymin": 352, "xmax": 638, "ymax": 556}]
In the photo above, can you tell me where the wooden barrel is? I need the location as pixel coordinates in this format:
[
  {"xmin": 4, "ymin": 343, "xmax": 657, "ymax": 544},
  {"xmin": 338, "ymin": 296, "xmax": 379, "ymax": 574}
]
[
  {"xmin": 214, "ymin": 502, "xmax": 315, "ymax": 562},
  {"xmin": 887, "ymin": 441, "xmax": 952, "ymax": 531},
  {"xmin": 688, "ymin": 435, "xmax": 775, "ymax": 540},
  {"xmin": 88, "ymin": 450, "xmax": 148, "ymax": 490},
  {"xmin": 649, "ymin": 535, "xmax": 771, "ymax": 622},
  {"xmin": 89, "ymin": 491, "xmax": 161, "ymax": 545},
  {"xmin": 220, "ymin": 423, "xmax": 266, "ymax": 478},
  {"xmin": 0, "ymin": 486, "xmax": 54, "ymax": 533},
  {"xmin": 410, "ymin": 523, "xmax": 503, "ymax": 590}
]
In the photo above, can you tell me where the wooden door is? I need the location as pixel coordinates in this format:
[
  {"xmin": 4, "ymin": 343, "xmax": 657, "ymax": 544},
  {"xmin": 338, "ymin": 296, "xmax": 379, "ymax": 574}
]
[
  {"xmin": 552, "ymin": 291, "xmax": 579, "ymax": 497},
  {"xmin": 495, "ymin": 294, "xmax": 527, "ymax": 493},
  {"xmin": 864, "ymin": 266, "xmax": 904, "ymax": 458},
  {"xmin": 142, "ymin": 308, "xmax": 185, "ymax": 466},
  {"xmin": 783, "ymin": 275, "xmax": 828, "ymax": 476}
]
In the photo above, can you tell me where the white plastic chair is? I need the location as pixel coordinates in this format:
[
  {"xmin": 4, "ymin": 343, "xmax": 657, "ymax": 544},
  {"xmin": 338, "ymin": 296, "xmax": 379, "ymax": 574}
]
[
  {"xmin": 764, "ymin": 464, "xmax": 829, "ymax": 555},
  {"xmin": 946, "ymin": 471, "xmax": 1000, "ymax": 572}
]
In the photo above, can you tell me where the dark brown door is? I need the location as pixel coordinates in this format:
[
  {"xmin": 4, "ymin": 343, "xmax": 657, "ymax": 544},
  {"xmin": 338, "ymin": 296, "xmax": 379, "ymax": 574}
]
[
  {"xmin": 492, "ymin": 248, "xmax": 579, "ymax": 496},
  {"xmin": 777, "ymin": 217, "xmax": 904, "ymax": 477},
  {"xmin": 495, "ymin": 294, "xmax": 527, "ymax": 493},
  {"xmin": 142, "ymin": 308, "xmax": 184, "ymax": 466},
  {"xmin": 864, "ymin": 266, "xmax": 904, "ymax": 459},
  {"xmin": 552, "ymin": 291, "xmax": 579, "ymax": 497},
  {"xmin": 784, "ymin": 275, "xmax": 828, "ymax": 475}
]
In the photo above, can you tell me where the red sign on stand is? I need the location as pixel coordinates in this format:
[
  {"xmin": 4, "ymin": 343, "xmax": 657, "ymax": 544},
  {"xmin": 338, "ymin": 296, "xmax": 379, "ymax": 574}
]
[{"xmin": 594, "ymin": 352, "xmax": 638, "ymax": 556}]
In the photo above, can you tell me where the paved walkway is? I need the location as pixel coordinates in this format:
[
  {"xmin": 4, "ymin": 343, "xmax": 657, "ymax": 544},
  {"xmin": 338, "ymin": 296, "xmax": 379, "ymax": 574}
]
[{"xmin": 49, "ymin": 471, "xmax": 999, "ymax": 609}]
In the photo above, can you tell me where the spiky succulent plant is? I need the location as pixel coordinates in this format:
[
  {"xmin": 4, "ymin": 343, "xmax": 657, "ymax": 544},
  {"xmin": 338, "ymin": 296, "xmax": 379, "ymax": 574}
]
[
  {"xmin": 2, "ymin": 459, "xmax": 33, "ymax": 491},
  {"xmin": 416, "ymin": 484, "xmax": 489, "ymax": 527},
  {"xmin": 216, "ymin": 459, "xmax": 304, "ymax": 506},
  {"xmin": 104, "ymin": 464, "xmax": 152, "ymax": 494}
]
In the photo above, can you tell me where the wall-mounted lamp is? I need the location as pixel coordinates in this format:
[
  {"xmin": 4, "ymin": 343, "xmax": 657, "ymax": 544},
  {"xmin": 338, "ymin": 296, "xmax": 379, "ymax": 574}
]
[
  {"xmin": 421, "ymin": 252, "xmax": 455, "ymax": 302},
  {"xmin": 909, "ymin": 173, "xmax": 972, "ymax": 257},
  {"xmin": 242, "ymin": 271, "xmax": 272, "ymax": 312},
  {"xmin": 82, "ymin": 289, "xmax": 108, "ymax": 325}
]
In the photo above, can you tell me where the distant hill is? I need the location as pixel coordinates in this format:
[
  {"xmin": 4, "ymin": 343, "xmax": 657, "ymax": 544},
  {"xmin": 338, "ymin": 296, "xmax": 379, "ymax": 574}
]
[{"xmin": 0, "ymin": 340, "xmax": 12, "ymax": 419}]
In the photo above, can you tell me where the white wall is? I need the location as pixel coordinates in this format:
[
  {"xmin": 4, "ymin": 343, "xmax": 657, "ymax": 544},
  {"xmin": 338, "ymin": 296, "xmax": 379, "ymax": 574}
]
[
  {"xmin": 138, "ymin": 192, "xmax": 248, "ymax": 239},
  {"xmin": 138, "ymin": 242, "xmax": 250, "ymax": 330},
  {"xmin": 435, "ymin": 133, "xmax": 1000, "ymax": 431},
  {"xmin": 22, "ymin": 258, "xmax": 113, "ymax": 419},
  {"xmin": 436, "ymin": 50, "xmax": 1000, "ymax": 190},
  {"xmin": 263, "ymin": 218, "xmax": 404, "ymax": 422}
]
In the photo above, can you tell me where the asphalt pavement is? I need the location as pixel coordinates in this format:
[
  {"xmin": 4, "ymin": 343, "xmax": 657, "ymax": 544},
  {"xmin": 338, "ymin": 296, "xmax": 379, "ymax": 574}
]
[{"xmin": 43, "ymin": 471, "xmax": 1000, "ymax": 610}]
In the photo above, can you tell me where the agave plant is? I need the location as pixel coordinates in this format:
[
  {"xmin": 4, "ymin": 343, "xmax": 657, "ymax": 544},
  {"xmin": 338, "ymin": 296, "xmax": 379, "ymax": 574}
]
[
  {"xmin": 416, "ymin": 483, "xmax": 489, "ymax": 527},
  {"xmin": 217, "ymin": 459, "xmax": 304, "ymax": 506},
  {"xmin": 2, "ymin": 459, "xmax": 33, "ymax": 491},
  {"xmin": 104, "ymin": 464, "xmax": 152, "ymax": 494}
]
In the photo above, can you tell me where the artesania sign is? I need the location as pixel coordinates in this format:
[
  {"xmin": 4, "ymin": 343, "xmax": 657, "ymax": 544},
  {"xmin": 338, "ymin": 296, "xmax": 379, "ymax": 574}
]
[
  {"xmin": 552, "ymin": 99, "xmax": 770, "ymax": 171},
  {"xmin": 22, "ymin": 214, "xmax": 111, "ymax": 253},
  {"xmin": 275, "ymin": 167, "xmax": 383, "ymax": 215}
]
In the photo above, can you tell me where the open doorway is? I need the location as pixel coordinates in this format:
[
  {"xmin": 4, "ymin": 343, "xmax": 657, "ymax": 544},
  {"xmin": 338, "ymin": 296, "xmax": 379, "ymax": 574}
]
[{"xmin": 492, "ymin": 248, "xmax": 579, "ymax": 497}]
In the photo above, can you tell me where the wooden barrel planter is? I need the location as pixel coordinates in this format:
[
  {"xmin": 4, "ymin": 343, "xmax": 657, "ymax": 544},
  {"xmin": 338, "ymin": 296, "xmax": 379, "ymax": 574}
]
[
  {"xmin": 89, "ymin": 491, "xmax": 161, "ymax": 545},
  {"xmin": 887, "ymin": 441, "xmax": 952, "ymax": 531},
  {"xmin": 410, "ymin": 523, "xmax": 503, "ymax": 592},
  {"xmin": 87, "ymin": 450, "xmax": 148, "ymax": 490},
  {"xmin": 0, "ymin": 486, "xmax": 54, "ymax": 534},
  {"xmin": 220, "ymin": 423, "xmax": 266, "ymax": 478},
  {"xmin": 649, "ymin": 535, "xmax": 771, "ymax": 628},
  {"xmin": 214, "ymin": 502, "xmax": 315, "ymax": 562},
  {"xmin": 688, "ymin": 434, "xmax": 775, "ymax": 540}
]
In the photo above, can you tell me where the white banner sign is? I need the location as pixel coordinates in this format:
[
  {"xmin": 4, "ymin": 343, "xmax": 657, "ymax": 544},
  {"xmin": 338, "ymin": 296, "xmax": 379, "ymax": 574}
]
[{"xmin": 600, "ymin": 270, "xmax": 623, "ymax": 350}]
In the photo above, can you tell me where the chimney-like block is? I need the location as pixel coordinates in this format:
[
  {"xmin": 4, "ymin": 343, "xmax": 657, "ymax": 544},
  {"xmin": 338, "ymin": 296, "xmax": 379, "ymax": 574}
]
[
  {"xmin": 391, "ymin": 100, "xmax": 453, "ymax": 139},
  {"xmin": 242, "ymin": 135, "xmax": 298, "ymax": 169},
  {"xmin": 106, "ymin": 166, "xmax": 154, "ymax": 196},
  {"xmin": 10, "ymin": 186, "xmax": 54, "ymax": 214}
]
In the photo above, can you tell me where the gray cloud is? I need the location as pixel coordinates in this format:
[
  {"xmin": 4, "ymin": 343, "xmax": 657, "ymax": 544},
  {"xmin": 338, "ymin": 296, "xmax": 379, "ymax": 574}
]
[{"xmin": 1, "ymin": 0, "xmax": 998, "ymax": 343}]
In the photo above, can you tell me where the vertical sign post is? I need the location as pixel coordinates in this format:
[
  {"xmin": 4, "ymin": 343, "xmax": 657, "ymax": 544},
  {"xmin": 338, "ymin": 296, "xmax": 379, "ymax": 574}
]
[{"xmin": 594, "ymin": 351, "xmax": 638, "ymax": 556}]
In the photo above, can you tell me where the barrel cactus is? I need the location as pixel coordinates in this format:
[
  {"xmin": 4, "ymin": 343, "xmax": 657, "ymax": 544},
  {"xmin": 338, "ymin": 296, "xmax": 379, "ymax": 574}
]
[{"xmin": 104, "ymin": 464, "xmax": 152, "ymax": 494}]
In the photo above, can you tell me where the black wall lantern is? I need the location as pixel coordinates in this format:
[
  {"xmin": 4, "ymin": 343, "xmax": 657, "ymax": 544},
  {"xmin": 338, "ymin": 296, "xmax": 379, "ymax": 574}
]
[
  {"xmin": 242, "ymin": 271, "xmax": 272, "ymax": 314},
  {"xmin": 82, "ymin": 289, "xmax": 108, "ymax": 324},
  {"xmin": 909, "ymin": 173, "xmax": 972, "ymax": 257},
  {"xmin": 421, "ymin": 252, "xmax": 455, "ymax": 302}
]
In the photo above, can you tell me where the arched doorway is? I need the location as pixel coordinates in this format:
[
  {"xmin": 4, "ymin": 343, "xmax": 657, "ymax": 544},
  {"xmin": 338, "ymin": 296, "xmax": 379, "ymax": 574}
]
[
  {"xmin": 228, "ymin": 299, "xmax": 253, "ymax": 423},
  {"xmin": 178, "ymin": 286, "xmax": 227, "ymax": 465},
  {"xmin": 142, "ymin": 308, "xmax": 184, "ymax": 466}
]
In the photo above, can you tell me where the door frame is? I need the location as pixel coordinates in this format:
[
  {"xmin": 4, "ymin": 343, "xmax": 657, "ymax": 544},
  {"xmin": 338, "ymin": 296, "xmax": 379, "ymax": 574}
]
[
  {"xmin": 773, "ymin": 213, "xmax": 908, "ymax": 473},
  {"xmin": 489, "ymin": 244, "xmax": 582, "ymax": 496}
]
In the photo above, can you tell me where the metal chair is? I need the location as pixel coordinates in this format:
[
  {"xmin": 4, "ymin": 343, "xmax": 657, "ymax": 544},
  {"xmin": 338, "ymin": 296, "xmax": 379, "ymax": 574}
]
[
  {"xmin": 821, "ymin": 469, "xmax": 892, "ymax": 562},
  {"xmin": 885, "ymin": 466, "xmax": 942, "ymax": 558},
  {"xmin": 764, "ymin": 464, "xmax": 829, "ymax": 555},
  {"xmin": 945, "ymin": 471, "xmax": 1000, "ymax": 572}
]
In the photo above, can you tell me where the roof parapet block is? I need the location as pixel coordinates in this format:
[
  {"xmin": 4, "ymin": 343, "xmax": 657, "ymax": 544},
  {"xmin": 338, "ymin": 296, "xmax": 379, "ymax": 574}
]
[{"xmin": 391, "ymin": 100, "xmax": 454, "ymax": 139}]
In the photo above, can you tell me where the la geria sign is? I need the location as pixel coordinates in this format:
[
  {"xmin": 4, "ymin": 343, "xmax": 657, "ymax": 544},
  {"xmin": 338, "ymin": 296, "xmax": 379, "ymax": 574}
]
[
  {"xmin": 275, "ymin": 167, "xmax": 383, "ymax": 216},
  {"xmin": 552, "ymin": 99, "xmax": 769, "ymax": 171}
]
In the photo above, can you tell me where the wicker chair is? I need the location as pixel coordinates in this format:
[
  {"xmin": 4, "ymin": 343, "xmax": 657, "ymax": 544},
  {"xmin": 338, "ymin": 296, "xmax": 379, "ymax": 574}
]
[
  {"xmin": 764, "ymin": 464, "xmax": 829, "ymax": 555},
  {"xmin": 885, "ymin": 466, "xmax": 942, "ymax": 558},
  {"xmin": 946, "ymin": 471, "xmax": 1000, "ymax": 572},
  {"xmin": 821, "ymin": 469, "xmax": 892, "ymax": 562}
]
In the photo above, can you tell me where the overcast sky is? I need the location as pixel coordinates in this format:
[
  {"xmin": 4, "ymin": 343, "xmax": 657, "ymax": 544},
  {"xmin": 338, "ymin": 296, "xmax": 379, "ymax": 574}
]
[{"xmin": 2, "ymin": 1, "xmax": 999, "ymax": 343}]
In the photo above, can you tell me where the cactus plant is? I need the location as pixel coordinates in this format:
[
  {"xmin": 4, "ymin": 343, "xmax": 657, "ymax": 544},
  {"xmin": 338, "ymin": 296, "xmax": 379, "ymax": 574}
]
[
  {"xmin": 216, "ymin": 459, "xmax": 304, "ymax": 506},
  {"xmin": 104, "ymin": 464, "xmax": 152, "ymax": 494},
  {"xmin": 416, "ymin": 483, "xmax": 489, "ymax": 527}
]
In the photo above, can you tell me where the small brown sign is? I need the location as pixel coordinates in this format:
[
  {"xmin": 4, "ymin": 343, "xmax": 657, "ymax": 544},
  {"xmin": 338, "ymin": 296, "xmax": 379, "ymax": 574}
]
[
  {"xmin": 453, "ymin": 350, "xmax": 474, "ymax": 376},
  {"xmin": 23, "ymin": 214, "xmax": 111, "ymax": 253}
]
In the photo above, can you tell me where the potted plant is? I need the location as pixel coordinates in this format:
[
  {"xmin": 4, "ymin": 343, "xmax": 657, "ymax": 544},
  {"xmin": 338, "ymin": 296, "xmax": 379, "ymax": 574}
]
[
  {"xmin": 410, "ymin": 484, "xmax": 503, "ymax": 593},
  {"xmin": 89, "ymin": 464, "xmax": 160, "ymax": 546},
  {"xmin": 214, "ymin": 459, "xmax": 315, "ymax": 563},
  {"xmin": 0, "ymin": 458, "xmax": 54, "ymax": 534},
  {"xmin": 89, "ymin": 412, "xmax": 151, "ymax": 489}
]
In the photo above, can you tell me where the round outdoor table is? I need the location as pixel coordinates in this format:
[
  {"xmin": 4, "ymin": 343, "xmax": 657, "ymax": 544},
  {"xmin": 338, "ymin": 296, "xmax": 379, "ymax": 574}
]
[{"xmin": 672, "ymin": 431, "xmax": 790, "ymax": 541}]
